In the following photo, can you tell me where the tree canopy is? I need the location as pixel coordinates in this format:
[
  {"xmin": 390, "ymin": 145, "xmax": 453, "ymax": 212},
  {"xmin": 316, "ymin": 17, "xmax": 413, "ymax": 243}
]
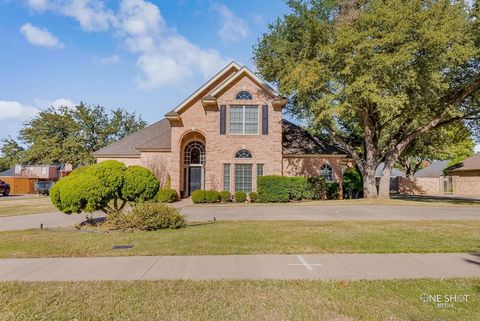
[
  {"xmin": 254, "ymin": 0, "xmax": 480, "ymax": 198},
  {"xmin": 50, "ymin": 160, "xmax": 159, "ymax": 214},
  {"xmin": 0, "ymin": 103, "xmax": 146, "ymax": 168}
]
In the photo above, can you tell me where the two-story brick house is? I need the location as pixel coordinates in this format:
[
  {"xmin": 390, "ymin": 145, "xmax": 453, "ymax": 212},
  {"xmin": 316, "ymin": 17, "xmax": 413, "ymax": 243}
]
[{"xmin": 93, "ymin": 61, "xmax": 349, "ymax": 197}]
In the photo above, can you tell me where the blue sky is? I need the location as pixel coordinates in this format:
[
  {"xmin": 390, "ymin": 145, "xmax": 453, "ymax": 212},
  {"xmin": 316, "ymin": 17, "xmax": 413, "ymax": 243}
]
[
  {"xmin": 0, "ymin": 0, "xmax": 289, "ymax": 142},
  {"xmin": 0, "ymin": 0, "xmax": 478, "ymax": 153}
]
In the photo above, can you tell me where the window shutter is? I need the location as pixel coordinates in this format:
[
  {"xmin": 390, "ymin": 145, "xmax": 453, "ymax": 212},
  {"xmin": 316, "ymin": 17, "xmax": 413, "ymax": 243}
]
[
  {"xmin": 220, "ymin": 105, "xmax": 226, "ymax": 135},
  {"xmin": 262, "ymin": 105, "xmax": 268, "ymax": 135}
]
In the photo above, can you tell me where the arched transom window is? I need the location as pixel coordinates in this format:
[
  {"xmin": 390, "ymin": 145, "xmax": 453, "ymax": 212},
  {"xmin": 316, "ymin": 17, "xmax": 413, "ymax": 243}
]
[
  {"xmin": 184, "ymin": 141, "xmax": 205, "ymax": 164},
  {"xmin": 235, "ymin": 149, "xmax": 252, "ymax": 159},
  {"xmin": 235, "ymin": 91, "xmax": 253, "ymax": 100},
  {"xmin": 319, "ymin": 164, "xmax": 334, "ymax": 181}
]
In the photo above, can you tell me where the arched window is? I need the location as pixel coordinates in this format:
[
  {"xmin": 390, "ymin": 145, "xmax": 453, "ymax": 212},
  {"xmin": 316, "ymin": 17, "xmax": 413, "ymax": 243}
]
[
  {"xmin": 184, "ymin": 141, "xmax": 205, "ymax": 164},
  {"xmin": 235, "ymin": 149, "xmax": 252, "ymax": 159},
  {"xmin": 320, "ymin": 164, "xmax": 333, "ymax": 181},
  {"xmin": 235, "ymin": 91, "xmax": 253, "ymax": 100}
]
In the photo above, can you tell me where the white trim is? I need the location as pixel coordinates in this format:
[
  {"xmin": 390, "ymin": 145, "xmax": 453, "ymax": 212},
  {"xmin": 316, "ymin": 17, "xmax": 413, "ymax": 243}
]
[
  {"xmin": 210, "ymin": 67, "xmax": 278, "ymax": 98},
  {"xmin": 172, "ymin": 61, "xmax": 241, "ymax": 113}
]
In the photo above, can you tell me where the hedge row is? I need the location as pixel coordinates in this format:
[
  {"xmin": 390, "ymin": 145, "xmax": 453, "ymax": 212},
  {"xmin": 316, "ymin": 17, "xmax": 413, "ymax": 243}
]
[
  {"xmin": 257, "ymin": 175, "xmax": 339, "ymax": 203},
  {"xmin": 191, "ymin": 190, "xmax": 258, "ymax": 204}
]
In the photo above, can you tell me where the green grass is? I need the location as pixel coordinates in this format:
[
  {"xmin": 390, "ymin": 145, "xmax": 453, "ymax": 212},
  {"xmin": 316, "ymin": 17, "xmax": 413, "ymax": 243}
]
[
  {"xmin": 0, "ymin": 279, "xmax": 479, "ymax": 321},
  {"xmin": 1, "ymin": 220, "xmax": 479, "ymax": 258},
  {"xmin": 0, "ymin": 196, "xmax": 56, "ymax": 217}
]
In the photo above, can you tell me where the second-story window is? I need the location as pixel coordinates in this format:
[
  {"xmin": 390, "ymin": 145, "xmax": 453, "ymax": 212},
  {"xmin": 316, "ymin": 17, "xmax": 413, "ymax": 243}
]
[{"xmin": 230, "ymin": 105, "xmax": 258, "ymax": 134}]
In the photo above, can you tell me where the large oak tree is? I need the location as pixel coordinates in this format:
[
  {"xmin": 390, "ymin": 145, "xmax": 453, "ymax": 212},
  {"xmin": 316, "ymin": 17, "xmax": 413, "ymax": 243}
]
[{"xmin": 254, "ymin": 0, "xmax": 480, "ymax": 198}]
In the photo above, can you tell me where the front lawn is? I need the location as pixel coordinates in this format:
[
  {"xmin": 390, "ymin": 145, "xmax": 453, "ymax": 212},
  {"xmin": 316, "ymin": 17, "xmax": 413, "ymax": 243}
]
[
  {"xmin": 0, "ymin": 279, "xmax": 478, "ymax": 321},
  {"xmin": 0, "ymin": 196, "xmax": 57, "ymax": 217},
  {"xmin": 1, "ymin": 220, "xmax": 479, "ymax": 258}
]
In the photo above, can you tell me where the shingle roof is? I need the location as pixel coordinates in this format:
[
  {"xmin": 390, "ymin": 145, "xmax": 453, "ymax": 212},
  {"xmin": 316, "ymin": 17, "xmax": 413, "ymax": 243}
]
[
  {"xmin": 282, "ymin": 120, "xmax": 346, "ymax": 155},
  {"xmin": 446, "ymin": 153, "xmax": 480, "ymax": 172},
  {"xmin": 415, "ymin": 160, "xmax": 450, "ymax": 178},
  {"xmin": 93, "ymin": 119, "xmax": 171, "ymax": 156}
]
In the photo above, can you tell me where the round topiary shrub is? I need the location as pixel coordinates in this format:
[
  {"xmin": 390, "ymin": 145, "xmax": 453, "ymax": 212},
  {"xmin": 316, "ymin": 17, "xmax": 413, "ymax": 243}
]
[
  {"xmin": 219, "ymin": 191, "xmax": 231, "ymax": 202},
  {"xmin": 157, "ymin": 189, "xmax": 178, "ymax": 203},
  {"xmin": 234, "ymin": 191, "xmax": 247, "ymax": 203},
  {"xmin": 205, "ymin": 190, "xmax": 219, "ymax": 203},
  {"xmin": 248, "ymin": 192, "xmax": 258, "ymax": 203},
  {"xmin": 121, "ymin": 165, "xmax": 159, "ymax": 203},
  {"xmin": 50, "ymin": 163, "xmax": 160, "ymax": 214},
  {"xmin": 191, "ymin": 190, "xmax": 207, "ymax": 203}
]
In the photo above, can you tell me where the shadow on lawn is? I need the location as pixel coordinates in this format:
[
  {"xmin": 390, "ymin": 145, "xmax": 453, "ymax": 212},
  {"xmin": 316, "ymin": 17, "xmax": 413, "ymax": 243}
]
[{"xmin": 391, "ymin": 195, "xmax": 480, "ymax": 206}]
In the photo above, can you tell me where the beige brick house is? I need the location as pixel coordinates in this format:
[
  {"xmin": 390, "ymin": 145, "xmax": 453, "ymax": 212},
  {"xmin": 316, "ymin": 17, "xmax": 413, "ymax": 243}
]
[{"xmin": 94, "ymin": 62, "xmax": 349, "ymax": 197}]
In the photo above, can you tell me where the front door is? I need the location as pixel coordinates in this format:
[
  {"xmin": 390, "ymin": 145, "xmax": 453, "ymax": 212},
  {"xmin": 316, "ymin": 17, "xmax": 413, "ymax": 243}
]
[{"xmin": 189, "ymin": 166, "xmax": 202, "ymax": 196}]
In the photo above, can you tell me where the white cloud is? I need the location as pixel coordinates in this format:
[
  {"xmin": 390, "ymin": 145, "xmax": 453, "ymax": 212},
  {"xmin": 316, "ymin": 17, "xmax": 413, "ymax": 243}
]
[
  {"xmin": 211, "ymin": 3, "xmax": 249, "ymax": 43},
  {"xmin": 24, "ymin": 0, "xmax": 230, "ymax": 89},
  {"xmin": 24, "ymin": 0, "xmax": 116, "ymax": 32},
  {"xmin": 20, "ymin": 23, "xmax": 64, "ymax": 48},
  {"xmin": 95, "ymin": 54, "xmax": 121, "ymax": 65},
  {"xmin": 33, "ymin": 98, "xmax": 76, "ymax": 109},
  {"xmin": 0, "ymin": 101, "xmax": 39, "ymax": 121}
]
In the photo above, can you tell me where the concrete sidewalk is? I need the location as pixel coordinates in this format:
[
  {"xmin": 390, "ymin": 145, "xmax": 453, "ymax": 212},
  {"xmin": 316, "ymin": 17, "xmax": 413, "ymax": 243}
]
[{"xmin": 1, "ymin": 253, "xmax": 479, "ymax": 281}]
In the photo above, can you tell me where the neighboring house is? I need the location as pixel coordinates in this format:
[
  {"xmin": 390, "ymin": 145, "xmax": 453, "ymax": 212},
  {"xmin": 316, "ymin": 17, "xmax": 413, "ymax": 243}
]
[
  {"xmin": 398, "ymin": 160, "xmax": 450, "ymax": 196},
  {"xmin": 0, "ymin": 164, "xmax": 71, "ymax": 194},
  {"xmin": 444, "ymin": 153, "xmax": 480, "ymax": 196},
  {"xmin": 94, "ymin": 61, "xmax": 350, "ymax": 197},
  {"xmin": 398, "ymin": 155, "xmax": 480, "ymax": 197}
]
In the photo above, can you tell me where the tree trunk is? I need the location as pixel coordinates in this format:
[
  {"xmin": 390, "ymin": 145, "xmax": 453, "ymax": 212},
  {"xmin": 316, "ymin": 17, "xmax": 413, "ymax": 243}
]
[
  {"xmin": 363, "ymin": 167, "xmax": 378, "ymax": 198},
  {"xmin": 378, "ymin": 166, "xmax": 392, "ymax": 199}
]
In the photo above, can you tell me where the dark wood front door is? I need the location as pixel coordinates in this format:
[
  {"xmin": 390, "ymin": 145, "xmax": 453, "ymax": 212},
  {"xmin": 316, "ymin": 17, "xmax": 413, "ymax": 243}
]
[{"xmin": 188, "ymin": 166, "xmax": 202, "ymax": 196}]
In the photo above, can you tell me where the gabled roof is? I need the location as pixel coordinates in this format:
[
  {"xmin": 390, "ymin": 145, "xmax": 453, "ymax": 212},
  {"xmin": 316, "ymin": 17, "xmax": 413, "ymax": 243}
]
[
  {"xmin": 93, "ymin": 119, "xmax": 171, "ymax": 157},
  {"xmin": 445, "ymin": 153, "xmax": 480, "ymax": 172},
  {"xmin": 282, "ymin": 120, "xmax": 346, "ymax": 155},
  {"xmin": 168, "ymin": 61, "xmax": 241, "ymax": 115},
  {"xmin": 209, "ymin": 66, "xmax": 279, "ymax": 98},
  {"xmin": 415, "ymin": 160, "xmax": 450, "ymax": 178}
]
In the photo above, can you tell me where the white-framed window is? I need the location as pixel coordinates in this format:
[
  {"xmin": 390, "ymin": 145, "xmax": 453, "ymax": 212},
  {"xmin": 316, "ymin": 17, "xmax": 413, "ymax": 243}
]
[
  {"xmin": 235, "ymin": 164, "xmax": 253, "ymax": 193},
  {"xmin": 235, "ymin": 149, "xmax": 252, "ymax": 159},
  {"xmin": 320, "ymin": 164, "xmax": 334, "ymax": 181},
  {"xmin": 235, "ymin": 91, "xmax": 253, "ymax": 100},
  {"xmin": 223, "ymin": 164, "xmax": 230, "ymax": 192},
  {"xmin": 229, "ymin": 105, "xmax": 258, "ymax": 135},
  {"xmin": 257, "ymin": 164, "xmax": 264, "ymax": 177},
  {"xmin": 40, "ymin": 166, "xmax": 48, "ymax": 175}
]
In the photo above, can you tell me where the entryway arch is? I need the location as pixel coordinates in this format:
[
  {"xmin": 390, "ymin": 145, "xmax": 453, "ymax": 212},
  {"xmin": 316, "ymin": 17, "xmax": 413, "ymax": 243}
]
[{"xmin": 180, "ymin": 131, "xmax": 206, "ymax": 196}]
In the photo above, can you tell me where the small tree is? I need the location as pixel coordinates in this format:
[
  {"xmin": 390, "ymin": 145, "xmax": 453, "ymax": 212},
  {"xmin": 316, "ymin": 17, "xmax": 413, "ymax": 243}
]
[{"xmin": 50, "ymin": 161, "xmax": 159, "ymax": 214}]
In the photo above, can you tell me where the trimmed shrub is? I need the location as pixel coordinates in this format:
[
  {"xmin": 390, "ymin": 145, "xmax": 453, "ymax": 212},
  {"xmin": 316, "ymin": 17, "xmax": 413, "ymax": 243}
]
[
  {"xmin": 326, "ymin": 182, "xmax": 340, "ymax": 199},
  {"xmin": 257, "ymin": 175, "xmax": 328, "ymax": 202},
  {"xmin": 234, "ymin": 191, "xmax": 247, "ymax": 203},
  {"xmin": 248, "ymin": 192, "xmax": 258, "ymax": 202},
  {"xmin": 192, "ymin": 190, "xmax": 207, "ymax": 203},
  {"xmin": 157, "ymin": 189, "xmax": 178, "ymax": 203},
  {"xmin": 121, "ymin": 165, "xmax": 160, "ymax": 202},
  {"xmin": 205, "ymin": 190, "xmax": 220, "ymax": 203},
  {"xmin": 257, "ymin": 176, "xmax": 290, "ymax": 203},
  {"xmin": 104, "ymin": 203, "xmax": 186, "ymax": 231},
  {"xmin": 219, "ymin": 191, "xmax": 231, "ymax": 202}
]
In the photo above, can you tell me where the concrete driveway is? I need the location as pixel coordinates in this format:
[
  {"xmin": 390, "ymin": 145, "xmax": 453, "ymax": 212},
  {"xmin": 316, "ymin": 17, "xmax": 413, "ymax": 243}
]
[{"xmin": 182, "ymin": 204, "xmax": 480, "ymax": 222}]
